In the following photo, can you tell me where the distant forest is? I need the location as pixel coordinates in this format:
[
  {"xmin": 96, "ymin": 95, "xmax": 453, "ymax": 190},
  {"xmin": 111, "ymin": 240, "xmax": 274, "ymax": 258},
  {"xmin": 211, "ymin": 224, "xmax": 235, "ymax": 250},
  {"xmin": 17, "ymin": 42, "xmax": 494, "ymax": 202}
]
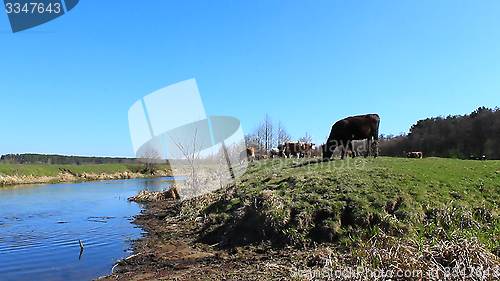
[
  {"xmin": 0, "ymin": 154, "xmax": 138, "ymax": 165},
  {"xmin": 380, "ymin": 107, "xmax": 500, "ymax": 159}
]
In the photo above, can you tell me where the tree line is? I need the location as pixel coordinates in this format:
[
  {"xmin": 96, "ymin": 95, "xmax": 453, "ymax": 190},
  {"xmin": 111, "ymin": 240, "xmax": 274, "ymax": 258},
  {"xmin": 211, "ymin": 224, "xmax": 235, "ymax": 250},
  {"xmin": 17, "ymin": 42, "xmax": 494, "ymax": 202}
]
[
  {"xmin": 3, "ymin": 108, "xmax": 498, "ymax": 163},
  {"xmin": 0, "ymin": 153, "xmax": 138, "ymax": 165},
  {"xmin": 379, "ymin": 107, "xmax": 500, "ymax": 159}
]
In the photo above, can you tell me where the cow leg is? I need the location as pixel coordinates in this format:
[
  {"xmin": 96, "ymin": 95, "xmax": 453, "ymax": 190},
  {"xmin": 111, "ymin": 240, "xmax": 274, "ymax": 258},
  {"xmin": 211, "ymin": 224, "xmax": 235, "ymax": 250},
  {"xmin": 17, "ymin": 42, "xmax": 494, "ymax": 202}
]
[
  {"xmin": 340, "ymin": 142, "xmax": 346, "ymax": 160},
  {"xmin": 343, "ymin": 140, "xmax": 350, "ymax": 159},
  {"xmin": 365, "ymin": 139, "xmax": 371, "ymax": 157},
  {"xmin": 371, "ymin": 140, "xmax": 379, "ymax": 158},
  {"xmin": 349, "ymin": 141, "xmax": 355, "ymax": 158}
]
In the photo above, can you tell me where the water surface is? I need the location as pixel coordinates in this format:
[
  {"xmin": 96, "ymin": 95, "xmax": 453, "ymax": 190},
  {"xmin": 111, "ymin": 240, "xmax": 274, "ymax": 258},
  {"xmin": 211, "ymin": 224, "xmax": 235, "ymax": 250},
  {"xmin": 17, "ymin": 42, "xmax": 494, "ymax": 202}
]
[{"xmin": 0, "ymin": 177, "xmax": 172, "ymax": 281}]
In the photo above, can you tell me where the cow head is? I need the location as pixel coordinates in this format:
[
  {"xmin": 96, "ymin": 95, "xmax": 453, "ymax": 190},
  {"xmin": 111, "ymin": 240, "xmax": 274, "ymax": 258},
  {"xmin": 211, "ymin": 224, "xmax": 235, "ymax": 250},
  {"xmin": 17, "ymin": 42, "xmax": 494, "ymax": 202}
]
[{"xmin": 322, "ymin": 142, "xmax": 335, "ymax": 160}]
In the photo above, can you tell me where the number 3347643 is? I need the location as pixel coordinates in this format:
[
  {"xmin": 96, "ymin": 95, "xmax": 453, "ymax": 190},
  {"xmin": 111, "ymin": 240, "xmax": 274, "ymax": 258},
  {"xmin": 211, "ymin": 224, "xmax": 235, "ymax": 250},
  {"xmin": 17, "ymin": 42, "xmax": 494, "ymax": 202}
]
[{"xmin": 5, "ymin": 2, "xmax": 62, "ymax": 14}]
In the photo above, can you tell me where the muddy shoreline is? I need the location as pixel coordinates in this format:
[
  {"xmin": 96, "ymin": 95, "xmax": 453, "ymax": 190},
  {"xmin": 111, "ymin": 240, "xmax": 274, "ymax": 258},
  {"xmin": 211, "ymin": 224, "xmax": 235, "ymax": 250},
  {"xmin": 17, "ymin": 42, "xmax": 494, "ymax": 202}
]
[{"xmin": 99, "ymin": 199, "xmax": 305, "ymax": 281}]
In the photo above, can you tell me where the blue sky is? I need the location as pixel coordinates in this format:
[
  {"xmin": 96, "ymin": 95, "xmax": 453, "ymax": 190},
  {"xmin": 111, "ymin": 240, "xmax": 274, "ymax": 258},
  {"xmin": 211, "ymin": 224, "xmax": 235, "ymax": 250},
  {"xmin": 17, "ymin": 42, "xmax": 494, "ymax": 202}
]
[{"xmin": 1, "ymin": 1, "xmax": 500, "ymax": 157}]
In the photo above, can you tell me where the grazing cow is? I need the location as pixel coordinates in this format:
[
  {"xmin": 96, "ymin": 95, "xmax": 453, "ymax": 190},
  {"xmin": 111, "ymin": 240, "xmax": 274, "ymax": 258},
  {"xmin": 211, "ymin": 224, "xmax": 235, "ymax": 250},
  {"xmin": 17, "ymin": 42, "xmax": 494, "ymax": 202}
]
[
  {"xmin": 270, "ymin": 148, "xmax": 280, "ymax": 158},
  {"xmin": 407, "ymin": 151, "xmax": 423, "ymax": 159},
  {"xmin": 299, "ymin": 142, "xmax": 315, "ymax": 158},
  {"xmin": 276, "ymin": 142, "xmax": 315, "ymax": 158},
  {"xmin": 322, "ymin": 114, "xmax": 380, "ymax": 160},
  {"xmin": 277, "ymin": 144, "xmax": 286, "ymax": 157},
  {"xmin": 283, "ymin": 142, "xmax": 301, "ymax": 158},
  {"xmin": 469, "ymin": 154, "xmax": 487, "ymax": 160},
  {"xmin": 311, "ymin": 144, "xmax": 322, "ymax": 157},
  {"xmin": 240, "ymin": 147, "xmax": 255, "ymax": 163}
]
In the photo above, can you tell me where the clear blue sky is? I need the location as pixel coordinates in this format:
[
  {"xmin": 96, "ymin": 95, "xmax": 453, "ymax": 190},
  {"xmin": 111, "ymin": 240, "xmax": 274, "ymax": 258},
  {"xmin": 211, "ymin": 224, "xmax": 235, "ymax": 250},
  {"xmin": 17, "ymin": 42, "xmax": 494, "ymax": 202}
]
[{"xmin": 1, "ymin": 1, "xmax": 500, "ymax": 157}]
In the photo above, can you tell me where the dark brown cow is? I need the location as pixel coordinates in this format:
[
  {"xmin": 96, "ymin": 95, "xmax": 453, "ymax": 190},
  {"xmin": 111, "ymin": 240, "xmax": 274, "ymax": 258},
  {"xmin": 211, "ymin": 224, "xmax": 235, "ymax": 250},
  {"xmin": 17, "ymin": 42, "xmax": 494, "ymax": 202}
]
[
  {"xmin": 323, "ymin": 114, "xmax": 380, "ymax": 160},
  {"xmin": 283, "ymin": 142, "xmax": 301, "ymax": 158}
]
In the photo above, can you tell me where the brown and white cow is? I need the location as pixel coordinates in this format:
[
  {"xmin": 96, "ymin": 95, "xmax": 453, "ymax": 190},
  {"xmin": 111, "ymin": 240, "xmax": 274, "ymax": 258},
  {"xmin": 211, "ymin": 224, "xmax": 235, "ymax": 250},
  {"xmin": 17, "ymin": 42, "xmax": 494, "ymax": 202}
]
[
  {"xmin": 270, "ymin": 148, "xmax": 281, "ymax": 158},
  {"xmin": 282, "ymin": 142, "xmax": 301, "ymax": 158},
  {"xmin": 240, "ymin": 147, "xmax": 256, "ymax": 163},
  {"xmin": 407, "ymin": 151, "xmax": 423, "ymax": 158},
  {"xmin": 300, "ymin": 142, "xmax": 315, "ymax": 158},
  {"xmin": 279, "ymin": 142, "xmax": 316, "ymax": 158}
]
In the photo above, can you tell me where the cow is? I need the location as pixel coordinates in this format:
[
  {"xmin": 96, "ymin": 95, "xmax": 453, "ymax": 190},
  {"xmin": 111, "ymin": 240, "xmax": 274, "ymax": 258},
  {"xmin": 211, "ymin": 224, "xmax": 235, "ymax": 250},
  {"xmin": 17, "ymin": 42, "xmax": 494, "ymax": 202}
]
[
  {"xmin": 311, "ymin": 144, "xmax": 322, "ymax": 157},
  {"xmin": 240, "ymin": 147, "xmax": 255, "ymax": 163},
  {"xmin": 270, "ymin": 148, "xmax": 280, "ymax": 158},
  {"xmin": 322, "ymin": 114, "xmax": 380, "ymax": 160},
  {"xmin": 299, "ymin": 142, "xmax": 315, "ymax": 158},
  {"xmin": 407, "ymin": 151, "xmax": 423, "ymax": 158},
  {"xmin": 469, "ymin": 154, "xmax": 487, "ymax": 160},
  {"xmin": 277, "ymin": 144, "xmax": 286, "ymax": 157},
  {"xmin": 274, "ymin": 142, "xmax": 316, "ymax": 158},
  {"xmin": 282, "ymin": 142, "xmax": 301, "ymax": 158}
]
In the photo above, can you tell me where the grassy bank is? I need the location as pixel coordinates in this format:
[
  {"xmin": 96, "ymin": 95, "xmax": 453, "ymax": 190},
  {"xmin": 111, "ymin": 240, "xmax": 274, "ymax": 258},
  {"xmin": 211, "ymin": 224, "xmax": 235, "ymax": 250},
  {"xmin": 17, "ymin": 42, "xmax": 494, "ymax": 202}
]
[
  {"xmin": 186, "ymin": 157, "xmax": 500, "ymax": 254},
  {"xmin": 0, "ymin": 163, "xmax": 172, "ymax": 186},
  {"xmin": 103, "ymin": 157, "xmax": 499, "ymax": 280}
]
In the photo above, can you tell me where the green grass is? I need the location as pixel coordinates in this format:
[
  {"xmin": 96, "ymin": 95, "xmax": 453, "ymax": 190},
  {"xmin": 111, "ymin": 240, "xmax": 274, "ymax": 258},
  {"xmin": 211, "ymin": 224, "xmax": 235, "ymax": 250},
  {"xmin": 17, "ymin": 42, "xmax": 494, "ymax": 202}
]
[
  {"xmin": 193, "ymin": 157, "xmax": 500, "ymax": 254},
  {"xmin": 0, "ymin": 163, "xmax": 170, "ymax": 177}
]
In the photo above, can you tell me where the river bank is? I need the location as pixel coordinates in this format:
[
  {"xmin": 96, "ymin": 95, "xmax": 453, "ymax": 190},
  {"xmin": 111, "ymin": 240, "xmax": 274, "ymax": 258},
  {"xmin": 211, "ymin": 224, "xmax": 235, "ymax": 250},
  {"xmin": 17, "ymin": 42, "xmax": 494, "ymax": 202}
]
[
  {"xmin": 102, "ymin": 196, "xmax": 500, "ymax": 281},
  {"xmin": 101, "ymin": 158, "xmax": 500, "ymax": 280},
  {"xmin": 100, "ymin": 198, "xmax": 300, "ymax": 280},
  {"xmin": 0, "ymin": 163, "xmax": 172, "ymax": 186}
]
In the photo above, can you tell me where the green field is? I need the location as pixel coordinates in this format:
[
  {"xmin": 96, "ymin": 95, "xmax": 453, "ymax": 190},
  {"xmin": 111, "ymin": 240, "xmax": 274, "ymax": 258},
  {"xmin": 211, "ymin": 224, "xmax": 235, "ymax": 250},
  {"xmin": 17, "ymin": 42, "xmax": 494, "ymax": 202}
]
[
  {"xmin": 192, "ymin": 157, "xmax": 500, "ymax": 255},
  {"xmin": 0, "ymin": 163, "xmax": 141, "ymax": 177},
  {"xmin": 0, "ymin": 163, "xmax": 172, "ymax": 180}
]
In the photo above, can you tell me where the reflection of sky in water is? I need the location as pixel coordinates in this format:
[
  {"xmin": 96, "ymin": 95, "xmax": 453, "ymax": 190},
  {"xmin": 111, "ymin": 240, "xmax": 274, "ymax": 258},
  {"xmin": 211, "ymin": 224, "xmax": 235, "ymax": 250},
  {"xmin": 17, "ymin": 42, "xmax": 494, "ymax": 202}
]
[{"xmin": 0, "ymin": 177, "xmax": 173, "ymax": 281}]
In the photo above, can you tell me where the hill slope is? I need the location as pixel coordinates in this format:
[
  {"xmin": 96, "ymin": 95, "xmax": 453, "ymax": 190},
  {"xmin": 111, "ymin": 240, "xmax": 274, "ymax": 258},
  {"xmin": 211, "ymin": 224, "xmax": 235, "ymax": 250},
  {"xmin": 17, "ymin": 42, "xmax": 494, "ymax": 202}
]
[{"xmin": 187, "ymin": 157, "xmax": 500, "ymax": 254}]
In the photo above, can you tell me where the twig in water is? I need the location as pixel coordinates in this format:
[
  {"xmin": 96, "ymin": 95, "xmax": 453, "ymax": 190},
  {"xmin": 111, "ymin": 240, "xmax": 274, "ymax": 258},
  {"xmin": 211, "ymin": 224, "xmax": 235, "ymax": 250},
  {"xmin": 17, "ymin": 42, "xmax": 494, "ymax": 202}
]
[{"xmin": 78, "ymin": 240, "xmax": 84, "ymax": 260}]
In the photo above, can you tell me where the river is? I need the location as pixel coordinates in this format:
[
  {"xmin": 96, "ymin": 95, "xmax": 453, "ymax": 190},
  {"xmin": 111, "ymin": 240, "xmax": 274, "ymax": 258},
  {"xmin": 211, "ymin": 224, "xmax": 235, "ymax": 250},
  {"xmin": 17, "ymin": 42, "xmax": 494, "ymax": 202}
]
[{"xmin": 0, "ymin": 177, "xmax": 174, "ymax": 281}]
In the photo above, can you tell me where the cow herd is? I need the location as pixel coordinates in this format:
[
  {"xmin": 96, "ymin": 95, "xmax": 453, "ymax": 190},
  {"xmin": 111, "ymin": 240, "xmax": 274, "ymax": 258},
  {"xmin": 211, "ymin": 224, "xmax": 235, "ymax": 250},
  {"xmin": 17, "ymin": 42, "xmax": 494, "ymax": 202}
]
[
  {"xmin": 241, "ymin": 113, "xmax": 390, "ymax": 162},
  {"xmin": 275, "ymin": 142, "xmax": 318, "ymax": 158},
  {"xmin": 240, "ymin": 142, "xmax": 318, "ymax": 163}
]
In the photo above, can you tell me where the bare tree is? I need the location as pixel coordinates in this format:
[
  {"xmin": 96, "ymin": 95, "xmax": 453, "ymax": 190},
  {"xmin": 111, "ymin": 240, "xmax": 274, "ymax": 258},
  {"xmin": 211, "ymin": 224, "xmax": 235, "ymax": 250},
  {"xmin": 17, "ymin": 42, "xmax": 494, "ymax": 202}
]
[
  {"xmin": 244, "ymin": 133, "xmax": 259, "ymax": 149},
  {"xmin": 250, "ymin": 115, "xmax": 293, "ymax": 154},
  {"xmin": 299, "ymin": 132, "xmax": 312, "ymax": 143},
  {"xmin": 139, "ymin": 146, "xmax": 163, "ymax": 175},
  {"xmin": 255, "ymin": 114, "xmax": 274, "ymax": 154},
  {"xmin": 276, "ymin": 122, "xmax": 291, "ymax": 145},
  {"xmin": 170, "ymin": 130, "xmax": 203, "ymax": 191},
  {"xmin": 264, "ymin": 114, "xmax": 273, "ymax": 152},
  {"xmin": 256, "ymin": 124, "xmax": 266, "ymax": 152}
]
